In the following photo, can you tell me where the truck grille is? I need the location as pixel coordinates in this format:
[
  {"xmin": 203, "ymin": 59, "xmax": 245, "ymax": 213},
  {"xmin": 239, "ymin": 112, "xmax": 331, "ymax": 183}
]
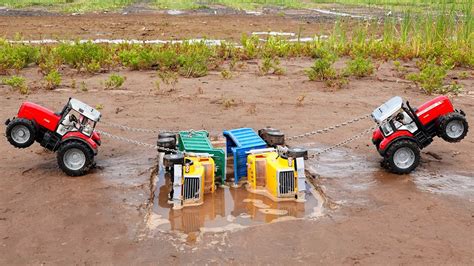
[
  {"xmin": 183, "ymin": 176, "xmax": 201, "ymax": 201},
  {"xmin": 278, "ymin": 170, "xmax": 295, "ymax": 196}
]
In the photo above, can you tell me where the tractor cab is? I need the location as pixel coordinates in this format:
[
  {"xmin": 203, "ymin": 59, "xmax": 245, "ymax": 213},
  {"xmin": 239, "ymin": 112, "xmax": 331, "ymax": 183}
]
[
  {"xmin": 372, "ymin": 96, "xmax": 418, "ymax": 137},
  {"xmin": 56, "ymin": 98, "xmax": 101, "ymax": 137}
]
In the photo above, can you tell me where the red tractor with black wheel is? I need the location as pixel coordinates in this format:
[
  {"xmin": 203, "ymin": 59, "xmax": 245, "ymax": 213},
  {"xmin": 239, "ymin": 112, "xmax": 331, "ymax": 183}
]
[
  {"xmin": 372, "ymin": 96, "xmax": 468, "ymax": 174},
  {"xmin": 5, "ymin": 98, "xmax": 102, "ymax": 176}
]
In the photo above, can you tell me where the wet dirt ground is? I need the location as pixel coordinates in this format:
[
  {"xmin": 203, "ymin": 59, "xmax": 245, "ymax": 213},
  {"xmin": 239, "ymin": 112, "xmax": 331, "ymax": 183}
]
[
  {"xmin": 0, "ymin": 5, "xmax": 377, "ymax": 41},
  {"xmin": 1, "ymin": 55, "xmax": 473, "ymax": 264}
]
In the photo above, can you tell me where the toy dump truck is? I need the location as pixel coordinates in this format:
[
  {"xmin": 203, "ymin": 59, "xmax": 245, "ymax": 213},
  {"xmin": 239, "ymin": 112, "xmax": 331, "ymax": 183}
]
[
  {"xmin": 162, "ymin": 152, "xmax": 216, "ymax": 209},
  {"xmin": 224, "ymin": 127, "xmax": 307, "ymax": 201},
  {"xmin": 158, "ymin": 130, "xmax": 222, "ymax": 209}
]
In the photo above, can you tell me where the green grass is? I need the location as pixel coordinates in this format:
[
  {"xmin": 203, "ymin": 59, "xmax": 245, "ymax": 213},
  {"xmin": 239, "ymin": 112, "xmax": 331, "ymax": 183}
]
[
  {"xmin": 1, "ymin": 0, "xmax": 470, "ymax": 12},
  {"xmin": 1, "ymin": 75, "xmax": 29, "ymax": 94},
  {"xmin": 0, "ymin": 0, "xmax": 471, "ymax": 95},
  {"xmin": 0, "ymin": 0, "xmax": 135, "ymax": 12}
]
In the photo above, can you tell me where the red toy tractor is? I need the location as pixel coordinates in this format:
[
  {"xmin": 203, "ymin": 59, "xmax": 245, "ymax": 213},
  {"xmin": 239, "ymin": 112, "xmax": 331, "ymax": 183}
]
[
  {"xmin": 372, "ymin": 96, "xmax": 468, "ymax": 174},
  {"xmin": 5, "ymin": 98, "xmax": 101, "ymax": 176}
]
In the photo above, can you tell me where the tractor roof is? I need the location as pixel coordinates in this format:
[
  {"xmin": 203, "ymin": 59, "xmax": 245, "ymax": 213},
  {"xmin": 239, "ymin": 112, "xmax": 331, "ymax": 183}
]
[
  {"xmin": 372, "ymin": 96, "xmax": 403, "ymax": 123},
  {"xmin": 69, "ymin": 98, "xmax": 101, "ymax": 122}
]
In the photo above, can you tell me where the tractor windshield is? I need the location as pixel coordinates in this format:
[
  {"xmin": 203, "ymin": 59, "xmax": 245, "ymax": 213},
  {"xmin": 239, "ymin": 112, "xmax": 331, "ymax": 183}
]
[{"xmin": 69, "ymin": 98, "xmax": 101, "ymax": 122}]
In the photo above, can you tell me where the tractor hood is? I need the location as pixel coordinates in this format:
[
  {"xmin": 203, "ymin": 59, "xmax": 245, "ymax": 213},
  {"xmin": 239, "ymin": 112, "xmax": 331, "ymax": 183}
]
[
  {"xmin": 372, "ymin": 96, "xmax": 403, "ymax": 124},
  {"xmin": 69, "ymin": 98, "xmax": 101, "ymax": 122}
]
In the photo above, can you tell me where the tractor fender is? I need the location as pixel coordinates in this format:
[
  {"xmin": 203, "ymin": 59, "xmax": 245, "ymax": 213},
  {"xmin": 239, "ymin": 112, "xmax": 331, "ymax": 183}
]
[
  {"xmin": 378, "ymin": 130, "xmax": 416, "ymax": 155},
  {"xmin": 61, "ymin": 132, "xmax": 98, "ymax": 155},
  {"xmin": 372, "ymin": 128, "xmax": 383, "ymax": 147}
]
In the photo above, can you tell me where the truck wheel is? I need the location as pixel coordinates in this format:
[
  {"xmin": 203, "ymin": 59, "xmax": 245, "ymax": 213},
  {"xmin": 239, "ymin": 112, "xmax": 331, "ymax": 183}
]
[
  {"xmin": 384, "ymin": 140, "xmax": 420, "ymax": 174},
  {"xmin": 6, "ymin": 118, "xmax": 36, "ymax": 148},
  {"xmin": 163, "ymin": 153, "xmax": 185, "ymax": 171},
  {"xmin": 57, "ymin": 141, "xmax": 94, "ymax": 176},
  {"xmin": 438, "ymin": 113, "xmax": 469, "ymax": 143},
  {"xmin": 157, "ymin": 137, "xmax": 176, "ymax": 153},
  {"xmin": 258, "ymin": 127, "xmax": 279, "ymax": 138},
  {"xmin": 158, "ymin": 132, "xmax": 177, "ymax": 141},
  {"xmin": 287, "ymin": 147, "xmax": 308, "ymax": 160}
]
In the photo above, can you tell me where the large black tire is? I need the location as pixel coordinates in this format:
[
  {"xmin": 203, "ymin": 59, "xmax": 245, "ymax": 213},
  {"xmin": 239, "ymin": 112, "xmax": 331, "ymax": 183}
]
[
  {"xmin": 437, "ymin": 112, "xmax": 468, "ymax": 143},
  {"xmin": 158, "ymin": 132, "xmax": 177, "ymax": 141},
  {"xmin": 384, "ymin": 140, "xmax": 420, "ymax": 174},
  {"xmin": 57, "ymin": 140, "xmax": 94, "ymax": 176},
  {"xmin": 6, "ymin": 118, "xmax": 36, "ymax": 148},
  {"xmin": 258, "ymin": 128, "xmax": 279, "ymax": 138},
  {"xmin": 157, "ymin": 137, "xmax": 176, "ymax": 153},
  {"xmin": 163, "ymin": 152, "xmax": 185, "ymax": 170},
  {"xmin": 286, "ymin": 147, "xmax": 309, "ymax": 160}
]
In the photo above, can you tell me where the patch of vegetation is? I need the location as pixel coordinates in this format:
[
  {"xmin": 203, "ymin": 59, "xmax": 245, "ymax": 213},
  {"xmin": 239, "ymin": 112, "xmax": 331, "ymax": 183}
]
[
  {"xmin": 2, "ymin": 75, "xmax": 28, "ymax": 94},
  {"xmin": 221, "ymin": 69, "xmax": 232, "ymax": 79},
  {"xmin": 0, "ymin": 0, "xmax": 135, "ymax": 13},
  {"xmin": 0, "ymin": 40, "xmax": 38, "ymax": 73},
  {"xmin": 258, "ymin": 56, "xmax": 285, "ymax": 75},
  {"xmin": 344, "ymin": 56, "xmax": 374, "ymax": 78},
  {"xmin": 44, "ymin": 69, "xmax": 61, "ymax": 90},
  {"xmin": 305, "ymin": 55, "xmax": 337, "ymax": 81},
  {"xmin": 104, "ymin": 73, "xmax": 126, "ymax": 90},
  {"xmin": 0, "ymin": 0, "xmax": 472, "ymax": 96},
  {"xmin": 178, "ymin": 54, "xmax": 208, "ymax": 78},
  {"xmin": 406, "ymin": 61, "xmax": 449, "ymax": 94},
  {"xmin": 56, "ymin": 41, "xmax": 113, "ymax": 73}
]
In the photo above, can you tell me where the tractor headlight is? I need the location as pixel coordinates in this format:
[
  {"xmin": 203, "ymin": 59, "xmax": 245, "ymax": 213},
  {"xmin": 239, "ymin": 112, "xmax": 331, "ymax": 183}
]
[{"xmin": 288, "ymin": 157, "xmax": 293, "ymax": 167}]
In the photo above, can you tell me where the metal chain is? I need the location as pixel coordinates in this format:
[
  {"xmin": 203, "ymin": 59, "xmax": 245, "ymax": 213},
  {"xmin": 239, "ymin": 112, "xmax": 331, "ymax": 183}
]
[
  {"xmin": 286, "ymin": 114, "xmax": 372, "ymax": 141},
  {"xmin": 100, "ymin": 121, "xmax": 175, "ymax": 134},
  {"xmin": 308, "ymin": 125, "xmax": 377, "ymax": 158},
  {"xmin": 101, "ymin": 120, "xmax": 216, "ymax": 137},
  {"xmin": 95, "ymin": 129, "xmax": 181, "ymax": 153}
]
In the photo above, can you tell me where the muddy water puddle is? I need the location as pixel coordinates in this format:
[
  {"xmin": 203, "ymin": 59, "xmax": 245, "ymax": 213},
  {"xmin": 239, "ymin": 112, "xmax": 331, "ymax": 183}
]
[
  {"xmin": 413, "ymin": 170, "xmax": 474, "ymax": 200},
  {"xmin": 147, "ymin": 156, "xmax": 324, "ymax": 241},
  {"xmin": 303, "ymin": 143, "xmax": 474, "ymax": 201}
]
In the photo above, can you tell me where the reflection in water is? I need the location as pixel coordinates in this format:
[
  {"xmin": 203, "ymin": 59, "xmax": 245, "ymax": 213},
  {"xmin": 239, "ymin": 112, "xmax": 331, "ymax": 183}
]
[{"xmin": 153, "ymin": 165, "xmax": 322, "ymax": 235}]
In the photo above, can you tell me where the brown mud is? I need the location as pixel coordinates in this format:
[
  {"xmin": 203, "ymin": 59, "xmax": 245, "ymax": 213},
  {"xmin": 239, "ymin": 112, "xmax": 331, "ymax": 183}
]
[
  {"xmin": 1, "ymin": 57, "xmax": 473, "ymax": 263},
  {"xmin": 0, "ymin": 6, "xmax": 381, "ymax": 41}
]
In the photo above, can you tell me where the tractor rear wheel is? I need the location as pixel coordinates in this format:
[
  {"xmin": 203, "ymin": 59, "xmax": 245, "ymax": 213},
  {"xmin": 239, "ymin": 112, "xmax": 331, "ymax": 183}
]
[
  {"xmin": 438, "ymin": 112, "xmax": 469, "ymax": 143},
  {"xmin": 6, "ymin": 118, "xmax": 36, "ymax": 148},
  {"xmin": 57, "ymin": 141, "xmax": 94, "ymax": 176},
  {"xmin": 384, "ymin": 140, "xmax": 420, "ymax": 174}
]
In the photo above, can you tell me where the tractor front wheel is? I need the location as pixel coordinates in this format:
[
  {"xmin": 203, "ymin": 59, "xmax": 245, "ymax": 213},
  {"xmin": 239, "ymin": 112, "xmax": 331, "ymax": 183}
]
[
  {"xmin": 6, "ymin": 118, "xmax": 36, "ymax": 148},
  {"xmin": 57, "ymin": 141, "xmax": 94, "ymax": 176},
  {"xmin": 438, "ymin": 112, "xmax": 469, "ymax": 143},
  {"xmin": 384, "ymin": 140, "xmax": 420, "ymax": 174}
]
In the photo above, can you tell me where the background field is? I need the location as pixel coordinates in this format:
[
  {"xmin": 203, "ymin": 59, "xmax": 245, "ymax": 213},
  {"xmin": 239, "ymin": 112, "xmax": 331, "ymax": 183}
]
[{"xmin": 0, "ymin": 0, "xmax": 472, "ymax": 12}]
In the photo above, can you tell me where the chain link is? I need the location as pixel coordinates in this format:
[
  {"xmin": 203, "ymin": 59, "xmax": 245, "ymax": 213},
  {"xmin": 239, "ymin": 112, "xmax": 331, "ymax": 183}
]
[
  {"xmin": 101, "ymin": 121, "xmax": 175, "ymax": 134},
  {"xmin": 286, "ymin": 114, "xmax": 371, "ymax": 141},
  {"xmin": 95, "ymin": 129, "xmax": 181, "ymax": 153},
  {"xmin": 308, "ymin": 125, "xmax": 377, "ymax": 158},
  {"xmin": 101, "ymin": 120, "xmax": 217, "ymax": 137}
]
